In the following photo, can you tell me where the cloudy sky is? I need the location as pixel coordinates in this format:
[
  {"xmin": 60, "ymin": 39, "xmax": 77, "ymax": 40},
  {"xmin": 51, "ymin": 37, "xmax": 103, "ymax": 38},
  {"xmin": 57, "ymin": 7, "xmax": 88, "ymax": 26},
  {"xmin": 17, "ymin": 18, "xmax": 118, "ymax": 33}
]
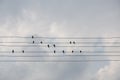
[{"xmin": 0, "ymin": 0, "xmax": 120, "ymax": 80}]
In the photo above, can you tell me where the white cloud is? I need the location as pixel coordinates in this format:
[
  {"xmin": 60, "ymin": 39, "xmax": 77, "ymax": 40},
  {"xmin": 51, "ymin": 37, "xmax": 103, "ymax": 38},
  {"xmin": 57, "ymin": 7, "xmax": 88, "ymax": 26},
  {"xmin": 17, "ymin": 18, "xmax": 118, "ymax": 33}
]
[
  {"xmin": 94, "ymin": 62, "xmax": 120, "ymax": 80},
  {"xmin": 0, "ymin": 0, "xmax": 120, "ymax": 80}
]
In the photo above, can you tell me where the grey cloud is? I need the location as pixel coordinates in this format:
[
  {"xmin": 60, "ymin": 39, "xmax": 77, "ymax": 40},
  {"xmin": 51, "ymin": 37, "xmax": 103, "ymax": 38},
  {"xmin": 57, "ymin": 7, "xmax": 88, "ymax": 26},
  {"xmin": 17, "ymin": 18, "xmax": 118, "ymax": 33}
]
[
  {"xmin": 0, "ymin": 0, "xmax": 120, "ymax": 80},
  {"xmin": 93, "ymin": 62, "xmax": 120, "ymax": 80}
]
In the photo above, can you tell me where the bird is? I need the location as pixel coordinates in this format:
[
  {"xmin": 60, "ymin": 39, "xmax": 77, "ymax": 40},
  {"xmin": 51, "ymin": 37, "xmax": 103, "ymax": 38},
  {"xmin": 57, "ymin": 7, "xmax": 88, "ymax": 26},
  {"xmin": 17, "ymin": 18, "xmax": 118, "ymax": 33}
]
[
  {"xmin": 32, "ymin": 41, "xmax": 35, "ymax": 44},
  {"xmin": 62, "ymin": 50, "xmax": 65, "ymax": 53},
  {"xmin": 72, "ymin": 50, "xmax": 74, "ymax": 53},
  {"xmin": 73, "ymin": 41, "xmax": 76, "ymax": 44},
  {"xmin": 32, "ymin": 35, "xmax": 34, "ymax": 38},
  {"xmin": 12, "ymin": 50, "xmax": 14, "ymax": 53},
  {"xmin": 40, "ymin": 41, "xmax": 43, "ymax": 44},
  {"xmin": 54, "ymin": 50, "xmax": 56, "ymax": 53},
  {"xmin": 53, "ymin": 44, "xmax": 56, "ymax": 47},
  {"xmin": 22, "ymin": 50, "xmax": 24, "ymax": 53},
  {"xmin": 47, "ymin": 44, "xmax": 50, "ymax": 48},
  {"xmin": 80, "ymin": 50, "xmax": 82, "ymax": 53}
]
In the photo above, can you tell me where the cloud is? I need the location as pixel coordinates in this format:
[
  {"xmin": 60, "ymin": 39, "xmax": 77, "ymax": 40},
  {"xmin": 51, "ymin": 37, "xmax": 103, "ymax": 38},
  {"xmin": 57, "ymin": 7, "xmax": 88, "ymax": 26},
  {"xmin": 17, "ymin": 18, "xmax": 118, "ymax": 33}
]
[
  {"xmin": 93, "ymin": 62, "xmax": 120, "ymax": 80},
  {"xmin": 0, "ymin": 0, "xmax": 120, "ymax": 80}
]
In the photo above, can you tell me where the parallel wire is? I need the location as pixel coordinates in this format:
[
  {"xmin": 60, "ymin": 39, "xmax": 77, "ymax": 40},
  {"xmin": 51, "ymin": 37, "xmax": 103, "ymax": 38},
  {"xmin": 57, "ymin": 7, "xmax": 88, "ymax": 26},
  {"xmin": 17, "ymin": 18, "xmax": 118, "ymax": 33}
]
[
  {"xmin": 0, "ymin": 55, "xmax": 120, "ymax": 57},
  {"xmin": 0, "ymin": 45, "xmax": 120, "ymax": 47},
  {"xmin": 0, "ymin": 60, "xmax": 120, "ymax": 62},
  {"xmin": 0, "ymin": 36, "xmax": 120, "ymax": 39},
  {"xmin": 0, "ymin": 36, "xmax": 120, "ymax": 62},
  {"xmin": 0, "ymin": 51, "xmax": 120, "ymax": 53}
]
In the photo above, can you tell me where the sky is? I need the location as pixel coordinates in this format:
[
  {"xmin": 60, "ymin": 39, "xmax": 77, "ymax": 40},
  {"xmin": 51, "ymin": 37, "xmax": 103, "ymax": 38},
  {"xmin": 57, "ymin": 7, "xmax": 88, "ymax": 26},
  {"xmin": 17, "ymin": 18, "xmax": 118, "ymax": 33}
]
[{"xmin": 0, "ymin": 0, "xmax": 120, "ymax": 80}]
